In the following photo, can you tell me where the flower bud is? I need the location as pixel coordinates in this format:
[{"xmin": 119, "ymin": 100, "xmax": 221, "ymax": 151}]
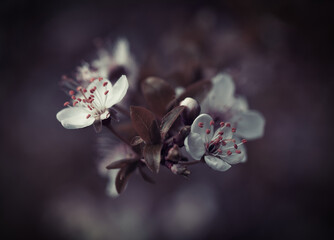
[
  {"xmin": 180, "ymin": 97, "xmax": 201, "ymax": 125},
  {"xmin": 171, "ymin": 164, "xmax": 190, "ymax": 176}
]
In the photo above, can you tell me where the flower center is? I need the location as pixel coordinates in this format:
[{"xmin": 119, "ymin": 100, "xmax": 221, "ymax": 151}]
[{"xmin": 63, "ymin": 77, "xmax": 111, "ymax": 119}]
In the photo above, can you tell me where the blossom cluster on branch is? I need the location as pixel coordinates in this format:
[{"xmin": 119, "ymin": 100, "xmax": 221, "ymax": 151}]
[{"xmin": 56, "ymin": 38, "xmax": 265, "ymax": 197}]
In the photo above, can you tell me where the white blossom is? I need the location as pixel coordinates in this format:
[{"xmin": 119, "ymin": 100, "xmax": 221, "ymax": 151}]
[
  {"xmin": 201, "ymin": 73, "xmax": 265, "ymax": 140},
  {"xmin": 184, "ymin": 114, "xmax": 247, "ymax": 172},
  {"xmin": 56, "ymin": 75, "xmax": 128, "ymax": 130}
]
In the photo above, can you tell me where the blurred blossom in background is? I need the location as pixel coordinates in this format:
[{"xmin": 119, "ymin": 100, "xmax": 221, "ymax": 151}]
[{"xmin": 1, "ymin": 0, "xmax": 334, "ymax": 239}]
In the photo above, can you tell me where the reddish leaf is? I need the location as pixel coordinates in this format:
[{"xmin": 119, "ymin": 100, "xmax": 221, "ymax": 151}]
[
  {"xmin": 130, "ymin": 106, "xmax": 161, "ymax": 144},
  {"xmin": 141, "ymin": 77, "xmax": 175, "ymax": 117},
  {"xmin": 106, "ymin": 158, "xmax": 138, "ymax": 170},
  {"xmin": 138, "ymin": 165, "xmax": 155, "ymax": 184},
  {"xmin": 130, "ymin": 136, "xmax": 144, "ymax": 146},
  {"xmin": 160, "ymin": 106, "xmax": 185, "ymax": 139},
  {"xmin": 177, "ymin": 79, "xmax": 212, "ymax": 103},
  {"xmin": 115, "ymin": 162, "xmax": 137, "ymax": 194},
  {"xmin": 143, "ymin": 144, "xmax": 163, "ymax": 173}
]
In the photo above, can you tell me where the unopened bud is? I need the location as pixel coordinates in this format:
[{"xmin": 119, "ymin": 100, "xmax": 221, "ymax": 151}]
[
  {"xmin": 171, "ymin": 164, "xmax": 190, "ymax": 176},
  {"xmin": 166, "ymin": 144, "xmax": 180, "ymax": 162},
  {"xmin": 180, "ymin": 97, "xmax": 201, "ymax": 125}
]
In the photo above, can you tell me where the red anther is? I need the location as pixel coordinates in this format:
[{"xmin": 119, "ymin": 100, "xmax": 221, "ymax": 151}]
[
  {"xmin": 90, "ymin": 95, "xmax": 95, "ymax": 98},
  {"xmin": 206, "ymin": 129, "xmax": 211, "ymax": 134},
  {"xmin": 217, "ymin": 149, "xmax": 222, "ymax": 154},
  {"xmin": 232, "ymin": 139, "xmax": 236, "ymax": 143},
  {"xmin": 86, "ymin": 114, "xmax": 91, "ymax": 119},
  {"xmin": 73, "ymin": 101, "xmax": 78, "ymax": 106},
  {"xmin": 226, "ymin": 123, "xmax": 231, "ymax": 127},
  {"xmin": 77, "ymin": 98, "xmax": 82, "ymax": 102},
  {"xmin": 222, "ymin": 141, "xmax": 227, "ymax": 146},
  {"xmin": 210, "ymin": 120, "xmax": 215, "ymax": 126},
  {"xmin": 71, "ymin": 95, "xmax": 76, "ymax": 100},
  {"xmin": 93, "ymin": 86, "xmax": 97, "ymax": 90},
  {"xmin": 90, "ymin": 78, "xmax": 96, "ymax": 82},
  {"xmin": 235, "ymin": 150, "xmax": 241, "ymax": 154},
  {"xmin": 227, "ymin": 150, "xmax": 232, "ymax": 156},
  {"xmin": 198, "ymin": 122, "xmax": 204, "ymax": 128},
  {"xmin": 83, "ymin": 99, "xmax": 87, "ymax": 103},
  {"xmin": 63, "ymin": 101, "xmax": 70, "ymax": 107},
  {"xmin": 232, "ymin": 128, "xmax": 236, "ymax": 133},
  {"xmin": 88, "ymin": 106, "xmax": 92, "ymax": 110},
  {"xmin": 103, "ymin": 82, "xmax": 108, "ymax": 87},
  {"xmin": 76, "ymin": 86, "xmax": 82, "ymax": 91},
  {"xmin": 104, "ymin": 90, "xmax": 109, "ymax": 95},
  {"xmin": 234, "ymin": 144, "xmax": 238, "ymax": 149},
  {"xmin": 90, "ymin": 89, "xmax": 95, "ymax": 93},
  {"xmin": 220, "ymin": 122, "xmax": 225, "ymax": 127},
  {"xmin": 219, "ymin": 131, "xmax": 224, "ymax": 135},
  {"xmin": 83, "ymin": 88, "xmax": 87, "ymax": 93},
  {"xmin": 242, "ymin": 139, "xmax": 247, "ymax": 143},
  {"xmin": 98, "ymin": 77, "xmax": 103, "ymax": 81},
  {"xmin": 69, "ymin": 90, "xmax": 75, "ymax": 95}
]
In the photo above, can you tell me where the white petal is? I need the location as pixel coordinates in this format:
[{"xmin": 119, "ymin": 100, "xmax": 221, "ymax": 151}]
[
  {"xmin": 224, "ymin": 142, "xmax": 247, "ymax": 164},
  {"xmin": 56, "ymin": 107, "xmax": 94, "ymax": 129},
  {"xmin": 233, "ymin": 110, "xmax": 265, "ymax": 140},
  {"xmin": 184, "ymin": 132, "xmax": 206, "ymax": 160},
  {"xmin": 191, "ymin": 114, "xmax": 214, "ymax": 141},
  {"xmin": 113, "ymin": 38, "xmax": 130, "ymax": 65},
  {"xmin": 105, "ymin": 169, "xmax": 120, "ymax": 198},
  {"xmin": 232, "ymin": 95, "xmax": 249, "ymax": 112},
  {"xmin": 106, "ymin": 75, "xmax": 129, "ymax": 108},
  {"xmin": 201, "ymin": 73, "xmax": 235, "ymax": 112},
  {"xmin": 204, "ymin": 155, "xmax": 231, "ymax": 171}
]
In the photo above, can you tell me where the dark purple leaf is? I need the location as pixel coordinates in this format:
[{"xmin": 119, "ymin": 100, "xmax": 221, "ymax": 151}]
[
  {"xmin": 131, "ymin": 136, "xmax": 144, "ymax": 146},
  {"xmin": 143, "ymin": 144, "xmax": 163, "ymax": 173},
  {"xmin": 130, "ymin": 106, "xmax": 161, "ymax": 144},
  {"xmin": 115, "ymin": 162, "xmax": 137, "ymax": 194},
  {"xmin": 138, "ymin": 165, "xmax": 155, "ymax": 184},
  {"xmin": 106, "ymin": 158, "xmax": 138, "ymax": 170},
  {"xmin": 141, "ymin": 77, "xmax": 175, "ymax": 117},
  {"xmin": 177, "ymin": 79, "xmax": 212, "ymax": 103},
  {"xmin": 160, "ymin": 106, "xmax": 185, "ymax": 139}
]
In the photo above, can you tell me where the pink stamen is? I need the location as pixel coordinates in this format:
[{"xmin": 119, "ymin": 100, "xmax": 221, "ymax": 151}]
[
  {"xmin": 103, "ymin": 82, "xmax": 108, "ymax": 87},
  {"xmin": 232, "ymin": 128, "xmax": 236, "ymax": 133},
  {"xmin": 227, "ymin": 150, "xmax": 232, "ymax": 156},
  {"xmin": 76, "ymin": 86, "xmax": 82, "ymax": 91},
  {"xmin": 83, "ymin": 88, "xmax": 87, "ymax": 93},
  {"xmin": 77, "ymin": 98, "xmax": 82, "ymax": 102},
  {"xmin": 104, "ymin": 90, "xmax": 109, "ymax": 95},
  {"xmin": 235, "ymin": 150, "xmax": 241, "ymax": 154},
  {"xmin": 198, "ymin": 122, "xmax": 204, "ymax": 128},
  {"xmin": 220, "ymin": 122, "xmax": 225, "ymax": 127},
  {"xmin": 63, "ymin": 101, "xmax": 70, "ymax": 107},
  {"xmin": 69, "ymin": 90, "xmax": 75, "ymax": 95},
  {"xmin": 86, "ymin": 114, "xmax": 91, "ymax": 119},
  {"xmin": 99, "ymin": 77, "xmax": 103, "ymax": 81},
  {"xmin": 210, "ymin": 120, "xmax": 214, "ymax": 126},
  {"xmin": 90, "ymin": 78, "xmax": 96, "ymax": 82},
  {"xmin": 73, "ymin": 101, "xmax": 78, "ymax": 106},
  {"xmin": 242, "ymin": 139, "xmax": 247, "ymax": 143},
  {"xmin": 218, "ymin": 131, "xmax": 224, "ymax": 135},
  {"xmin": 71, "ymin": 95, "xmax": 76, "ymax": 100},
  {"xmin": 226, "ymin": 123, "xmax": 231, "ymax": 127},
  {"xmin": 234, "ymin": 144, "xmax": 238, "ymax": 149},
  {"xmin": 206, "ymin": 129, "xmax": 211, "ymax": 134}
]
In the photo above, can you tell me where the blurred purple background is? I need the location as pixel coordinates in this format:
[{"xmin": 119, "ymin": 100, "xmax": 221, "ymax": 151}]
[{"xmin": 1, "ymin": 0, "xmax": 334, "ymax": 239}]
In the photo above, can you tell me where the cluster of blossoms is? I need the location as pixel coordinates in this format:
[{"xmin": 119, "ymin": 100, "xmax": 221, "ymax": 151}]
[{"xmin": 56, "ymin": 38, "xmax": 265, "ymax": 197}]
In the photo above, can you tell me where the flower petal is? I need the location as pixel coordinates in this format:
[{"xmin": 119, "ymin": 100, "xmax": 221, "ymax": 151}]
[
  {"xmin": 232, "ymin": 95, "xmax": 249, "ymax": 112},
  {"xmin": 224, "ymin": 142, "xmax": 247, "ymax": 164},
  {"xmin": 201, "ymin": 73, "xmax": 235, "ymax": 112},
  {"xmin": 233, "ymin": 110, "xmax": 265, "ymax": 140},
  {"xmin": 56, "ymin": 107, "xmax": 94, "ymax": 129},
  {"xmin": 191, "ymin": 114, "xmax": 214, "ymax": 142},
  {"xmin": 184, "ymin": 132, "xmax": 206, "ymax": 160},
  {"xmin": 204, "ymin": 155, "xmax": 231, "ymax": 171},
  {"xmin": 106, "ymin": 75, "xmax": 129, "ymax": 108}
]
